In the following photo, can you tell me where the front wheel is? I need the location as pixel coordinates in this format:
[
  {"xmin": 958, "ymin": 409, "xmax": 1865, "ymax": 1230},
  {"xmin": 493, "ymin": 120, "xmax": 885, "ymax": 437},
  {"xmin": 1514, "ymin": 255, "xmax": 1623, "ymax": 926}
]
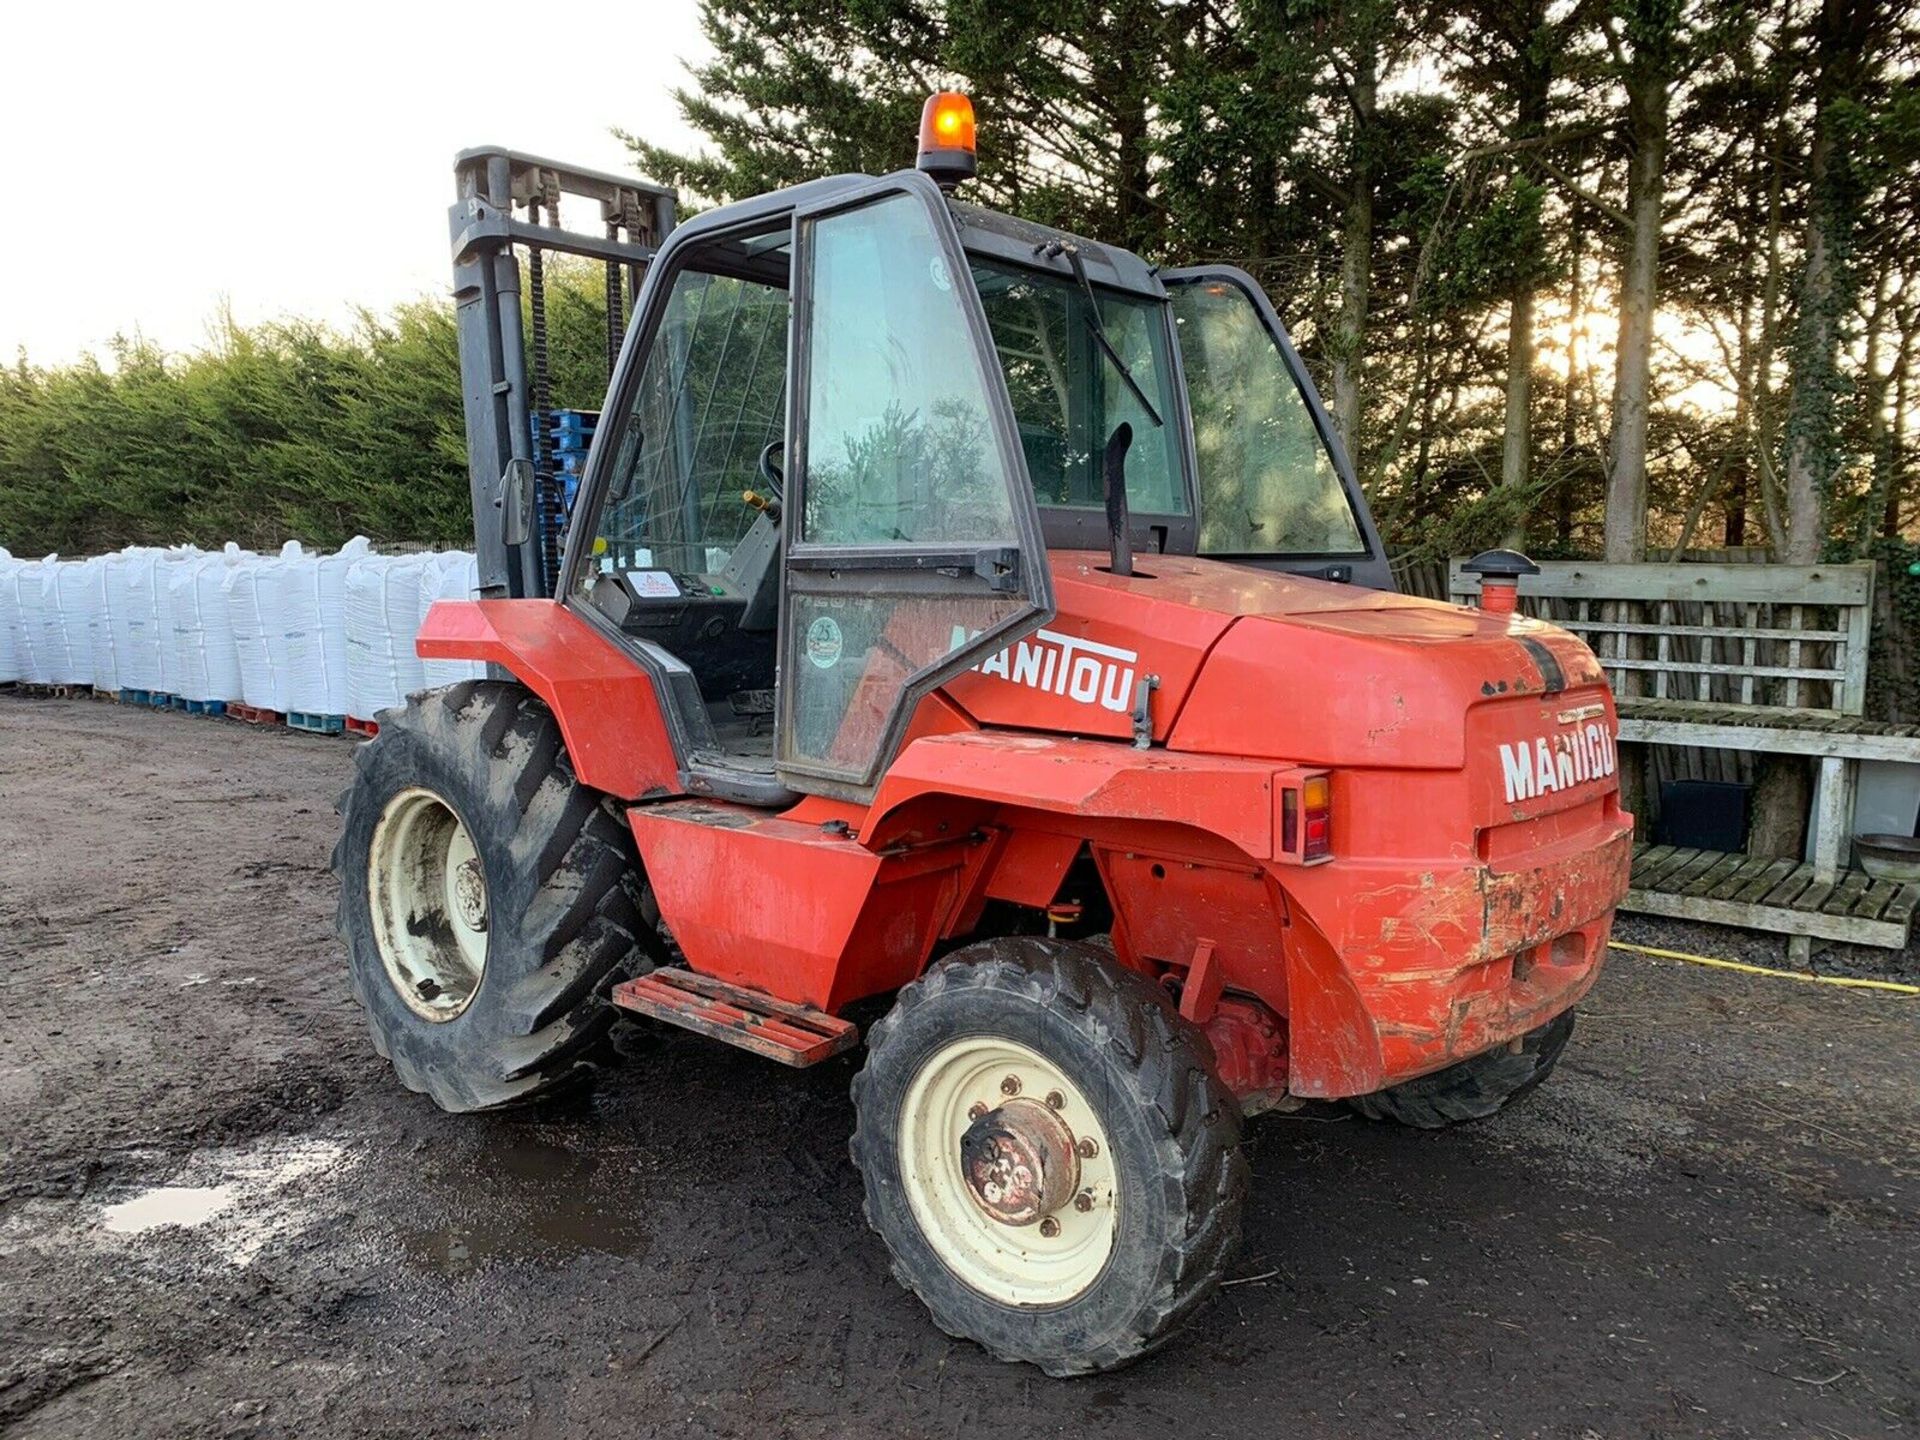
[
  {"xmin": 332, "ymin": 682, "xmax": 649, "ymax": 1111},
  {"xmin": 850, "ymin": 937, "xmax": 1246, "ymax": 1376},
  {"xmin": 1345, "ymin": 1010, "xmax": 1576, "ymax": 1129}
]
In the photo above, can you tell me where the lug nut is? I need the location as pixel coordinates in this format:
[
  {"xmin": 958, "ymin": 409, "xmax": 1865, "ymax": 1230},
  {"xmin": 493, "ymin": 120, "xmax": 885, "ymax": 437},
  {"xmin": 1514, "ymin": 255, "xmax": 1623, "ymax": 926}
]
[
  {"xmin": 1000, "ymin": 1075, "xmax": 1021, "ymax": 1096},
  {"xmin": 1077, "ymin": 1137, "xmax": 1099, "ymax": 1159},
  {"xmin": 1045, "ymin": 1090, "xmax": 1066, "ymax": 1111},
  {"xmin": 1074, "ymin": 1193, "xmax": 1094, "ymax": 1213},
  {"xmin": 968, "ymin": 1101, "xmax": 988, "ymax": 1121},
  {"xmin": 1038, "ymin": 1217, "xmax": 1061, "ymax": 1238}
]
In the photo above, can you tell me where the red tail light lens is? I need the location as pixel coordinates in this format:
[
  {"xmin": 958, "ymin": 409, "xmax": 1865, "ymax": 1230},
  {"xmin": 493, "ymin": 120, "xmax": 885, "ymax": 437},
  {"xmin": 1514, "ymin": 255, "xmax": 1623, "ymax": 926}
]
[{"xmin": 1301, "ymin": 774, "xmax": 1332, "ymax": 860}]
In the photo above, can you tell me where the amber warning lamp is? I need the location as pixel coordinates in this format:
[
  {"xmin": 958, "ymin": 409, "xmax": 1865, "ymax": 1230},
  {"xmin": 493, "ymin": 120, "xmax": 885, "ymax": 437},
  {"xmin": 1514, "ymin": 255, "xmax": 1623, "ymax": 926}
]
[{"xmin": 917, "ymin": 91, "xmax": 977, "ymax": 189}]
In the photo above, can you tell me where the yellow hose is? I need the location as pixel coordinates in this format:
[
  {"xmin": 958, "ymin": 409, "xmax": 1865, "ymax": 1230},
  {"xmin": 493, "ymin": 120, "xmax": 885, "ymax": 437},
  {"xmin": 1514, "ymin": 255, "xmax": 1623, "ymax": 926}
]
[{"xmin": 1607, "ymin": 940, "xmax": 1920, "ymax": 996}]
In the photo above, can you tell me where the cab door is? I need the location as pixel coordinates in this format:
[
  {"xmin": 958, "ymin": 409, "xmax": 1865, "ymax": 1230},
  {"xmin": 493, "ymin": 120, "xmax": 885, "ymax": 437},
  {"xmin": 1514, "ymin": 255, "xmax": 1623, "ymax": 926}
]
[
  {"xmin": 779, "ymin": 173, "xmax": 1054, "ymax": 799},
  {"xmin": 1162, "ymin": 266, "xmax": 1393, "ymax": 590}
]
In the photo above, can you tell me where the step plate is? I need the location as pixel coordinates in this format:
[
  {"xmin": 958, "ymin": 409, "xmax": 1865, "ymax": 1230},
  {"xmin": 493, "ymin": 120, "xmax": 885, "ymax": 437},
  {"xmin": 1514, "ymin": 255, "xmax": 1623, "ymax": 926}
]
[{"xmin": 611, "ymin": 968, "xmax": 859, "ymax": 1067}]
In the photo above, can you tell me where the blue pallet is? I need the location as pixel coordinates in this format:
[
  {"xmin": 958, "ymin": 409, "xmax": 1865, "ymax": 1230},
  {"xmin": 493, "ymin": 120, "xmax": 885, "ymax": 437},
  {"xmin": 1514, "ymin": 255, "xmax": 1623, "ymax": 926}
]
[
  {"xmin": 541, "ymin": 409, "xmax": 599, "ymax": 444},
  {"xmin": 119, "ymin": 688, "xmax": 155, "ymax": 706},
  {"xmin": 182, "ymin": 699, "xmax": 226, "ymax": 716},
  {"xmin": 287, "ymin": 710, "xmax": 345, "ymax": 735}
]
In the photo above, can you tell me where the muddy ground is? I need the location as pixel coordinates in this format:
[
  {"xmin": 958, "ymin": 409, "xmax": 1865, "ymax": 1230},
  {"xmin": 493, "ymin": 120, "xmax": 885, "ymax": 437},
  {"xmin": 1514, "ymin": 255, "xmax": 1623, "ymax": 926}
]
[{"xmin": 1, "ymin": 693, "xmax": 1916, "ymax": 1439}]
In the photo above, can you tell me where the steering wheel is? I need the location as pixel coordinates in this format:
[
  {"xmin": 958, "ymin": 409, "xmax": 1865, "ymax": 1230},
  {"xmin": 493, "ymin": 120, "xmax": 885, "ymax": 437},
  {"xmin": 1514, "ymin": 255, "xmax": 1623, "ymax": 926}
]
[{"xmin": 757, "ymin": 439, "xmax": 785, "ymax": 493}]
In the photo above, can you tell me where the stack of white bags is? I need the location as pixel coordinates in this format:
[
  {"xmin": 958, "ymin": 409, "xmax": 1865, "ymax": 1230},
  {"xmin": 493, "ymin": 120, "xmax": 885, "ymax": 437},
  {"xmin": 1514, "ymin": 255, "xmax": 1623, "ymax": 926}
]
[{"xmin": 0, "ymin": 538, "xmax": 485, "ymax": 721}]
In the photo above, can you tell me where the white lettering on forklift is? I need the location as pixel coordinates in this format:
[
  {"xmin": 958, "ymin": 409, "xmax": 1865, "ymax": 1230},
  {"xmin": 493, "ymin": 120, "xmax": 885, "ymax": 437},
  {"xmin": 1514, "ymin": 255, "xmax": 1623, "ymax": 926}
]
[
  {"xmin": 1497, "ymin": 721, "xmax": 1616, "ymax": 804},
  {"xmin": 951, "ymin": 625, "xmax": 1139, "ymax": 714}
]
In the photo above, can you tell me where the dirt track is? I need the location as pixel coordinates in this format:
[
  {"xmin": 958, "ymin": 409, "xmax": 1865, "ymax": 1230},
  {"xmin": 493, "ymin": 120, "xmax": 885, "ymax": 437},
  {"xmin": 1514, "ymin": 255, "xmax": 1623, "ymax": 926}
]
[{"xmin": 2, "ymin": 693, "xmax": 1916, "ymax": 1439}]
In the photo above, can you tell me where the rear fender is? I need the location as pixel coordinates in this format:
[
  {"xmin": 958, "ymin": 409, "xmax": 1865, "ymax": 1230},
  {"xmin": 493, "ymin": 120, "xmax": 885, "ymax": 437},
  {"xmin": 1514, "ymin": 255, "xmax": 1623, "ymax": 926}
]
[{"xmin": 416, "ymin": 599, "xmax": 681, "ymax": 800}]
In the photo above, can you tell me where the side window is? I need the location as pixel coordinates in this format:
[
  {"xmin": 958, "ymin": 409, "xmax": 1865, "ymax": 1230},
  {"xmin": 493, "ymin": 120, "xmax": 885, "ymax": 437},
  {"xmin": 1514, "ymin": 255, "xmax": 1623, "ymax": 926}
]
[
  {"xmin": 581, "ymin": 258, "xmax": 789, "ymax": 585},
  {"xmin": 800, "ymin": 198, "xmax": 1018, "ymax": 547},
  {"xmin": 1171, "ymin": 280, "xmax": 1365, "ymax": 556},
  {"xmin": 973, "ymin": 263, "xmax": 1186, "ymax": 516}
]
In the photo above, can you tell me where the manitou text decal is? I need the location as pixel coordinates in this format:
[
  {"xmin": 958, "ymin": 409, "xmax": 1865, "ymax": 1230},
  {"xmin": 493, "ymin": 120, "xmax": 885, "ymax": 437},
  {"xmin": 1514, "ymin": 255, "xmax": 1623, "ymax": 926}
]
[
  {"xmin": 951, "ymin": 625, "xmax": 1139, "ymax": 714},
  {"xmin": 1498, "ymin": 719, "xmax": 1617, "ymax": 804}
]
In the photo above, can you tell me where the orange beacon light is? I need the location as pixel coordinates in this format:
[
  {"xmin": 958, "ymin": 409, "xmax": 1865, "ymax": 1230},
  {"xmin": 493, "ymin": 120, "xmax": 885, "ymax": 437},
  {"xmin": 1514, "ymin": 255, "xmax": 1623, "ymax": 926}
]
[{"xmin": 917, "ymin": 92, "xmax": 977, "ymax": 188}]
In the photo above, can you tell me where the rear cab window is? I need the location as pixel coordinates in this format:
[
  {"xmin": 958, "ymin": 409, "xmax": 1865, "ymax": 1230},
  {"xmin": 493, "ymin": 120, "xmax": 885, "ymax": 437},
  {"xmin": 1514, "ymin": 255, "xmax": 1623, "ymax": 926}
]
[{"xmin": 1168, "ymin": 279, "xmax": 1366, "ymax": 559}]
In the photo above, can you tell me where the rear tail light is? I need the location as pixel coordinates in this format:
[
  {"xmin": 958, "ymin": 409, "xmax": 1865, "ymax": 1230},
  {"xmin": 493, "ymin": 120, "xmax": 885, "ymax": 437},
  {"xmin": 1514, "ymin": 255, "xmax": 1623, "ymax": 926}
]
[
  {"xmin": 1275, "ymin": 768, "xmax": 1334, "ymax": 865},
  {"xmin": 1301, "ymin": 774, "xmax": 1332, "ymax": 860}
]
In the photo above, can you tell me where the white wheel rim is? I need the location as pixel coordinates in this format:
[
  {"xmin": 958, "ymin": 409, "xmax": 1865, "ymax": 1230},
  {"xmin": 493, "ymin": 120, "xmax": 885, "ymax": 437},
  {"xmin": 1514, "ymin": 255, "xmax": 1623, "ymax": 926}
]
[
  {"xmin": 899, "ymin": 1036, "xmax": 1117, "ymax": 1307},
  {"xmin": 368, "ymin": 787, "xmax": 488, "ymax": 1022}
]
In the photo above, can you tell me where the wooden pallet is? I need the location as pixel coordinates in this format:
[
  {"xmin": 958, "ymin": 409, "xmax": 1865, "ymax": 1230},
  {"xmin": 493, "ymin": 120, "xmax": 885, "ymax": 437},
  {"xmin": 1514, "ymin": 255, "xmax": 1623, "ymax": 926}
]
[
  {"xmin": 1627, "ymin": 843, "xmax": 1920, "ymax": 949},
  {"xmin": 226, "ymin": 702, "xmax": 283, "ymax": 726}
]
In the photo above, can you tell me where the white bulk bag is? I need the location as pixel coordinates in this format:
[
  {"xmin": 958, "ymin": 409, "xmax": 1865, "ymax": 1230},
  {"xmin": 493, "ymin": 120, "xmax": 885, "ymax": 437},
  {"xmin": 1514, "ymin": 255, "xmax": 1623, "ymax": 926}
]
[
  {"xmin": 14, "ymin": 558, "xmax": 53, "ymax": 684},
  {"xmin": 110, "ymin": 547, "xmax": 163, "ymax": 692},
  {"xmin": 418, "ymin": 551, "xmax": 487, "ymax": 688},
  {"xmin": 279, "ymin": 536, "xmax": 368, "ymax": 716},
  {"xmin": 86, "ymin": 555, "xmax": 121, "ymax": 693},
  {"xmin": 150, "ymin": 546, "xmax": 202, "ymax": 696},
  {"xmin": 0, "ymin": 548, "xmax": 22, "ymax": 683},
  {"xmin": 169, "ymin": 545, "xmax": 248, "ymax": 703},
  {"xmin": 226, "ymin": 542, "xmax": 299, "ymax": 712},
  {"xmin": 47, "ymin": 560, "xmax": 96, "ymax": 685},
  {"xmin": 345, "ymin": 553, "xmax": 430, "ymax": 719}
]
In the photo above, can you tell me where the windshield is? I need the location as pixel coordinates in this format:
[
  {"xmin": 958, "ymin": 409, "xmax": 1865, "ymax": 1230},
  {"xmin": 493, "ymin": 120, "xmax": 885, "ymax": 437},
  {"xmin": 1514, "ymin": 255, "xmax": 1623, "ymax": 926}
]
[
  {"xmin": 1169, "ymin": 278, "xmax": 1365, "ymax": 557},
  {"xmin": 971, "ymin": 262, "xmax": 1187, "ymax": 517}
]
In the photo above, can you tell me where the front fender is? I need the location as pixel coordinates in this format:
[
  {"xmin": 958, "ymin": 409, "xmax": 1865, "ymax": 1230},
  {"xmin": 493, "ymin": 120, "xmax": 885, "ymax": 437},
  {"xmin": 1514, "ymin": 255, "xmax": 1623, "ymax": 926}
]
[{"xmin": 416, "ymin": 599, "xmax": 681, "ymax": 800}]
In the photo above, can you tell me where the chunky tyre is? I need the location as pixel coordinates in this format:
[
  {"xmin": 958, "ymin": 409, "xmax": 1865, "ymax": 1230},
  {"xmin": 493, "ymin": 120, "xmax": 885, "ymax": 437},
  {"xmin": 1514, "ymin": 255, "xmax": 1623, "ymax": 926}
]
[
  {"xmin": 851, "ymin": 937, "xmax": 1246, "ymax": 1377},
  {"xmin": 1346, "ymin": 1010, "xmax": 1576, "ymax": 1129},
  {"xmin": 332, "ymin": 681, "xmax": 649, "ymax": 1111}
]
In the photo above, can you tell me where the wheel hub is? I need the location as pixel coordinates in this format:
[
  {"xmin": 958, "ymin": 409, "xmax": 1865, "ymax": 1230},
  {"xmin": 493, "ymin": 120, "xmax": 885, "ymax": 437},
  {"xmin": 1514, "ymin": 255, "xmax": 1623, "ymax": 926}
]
[
  {"xmin": 958, "ymin": 1097, "xmax": 1080, "ymax": 1226},
  {"xmin": 452, "ymin": 857, "xmax": 488, "ymax": 932}
]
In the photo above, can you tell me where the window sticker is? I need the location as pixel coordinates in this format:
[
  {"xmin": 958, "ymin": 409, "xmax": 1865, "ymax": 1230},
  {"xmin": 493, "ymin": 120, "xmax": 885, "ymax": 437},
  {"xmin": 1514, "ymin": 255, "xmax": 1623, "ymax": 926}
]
[{"xmin": 805, "ymin": 615, "xmax": 844, "ymax": 669}]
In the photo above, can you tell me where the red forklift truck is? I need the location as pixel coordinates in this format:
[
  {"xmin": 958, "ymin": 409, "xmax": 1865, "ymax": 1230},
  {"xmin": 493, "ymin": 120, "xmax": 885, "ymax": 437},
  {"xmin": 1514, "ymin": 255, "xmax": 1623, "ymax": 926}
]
[{"xmin": 334, "ymin": 97, "xmax": 1632, "ymax": 1375}]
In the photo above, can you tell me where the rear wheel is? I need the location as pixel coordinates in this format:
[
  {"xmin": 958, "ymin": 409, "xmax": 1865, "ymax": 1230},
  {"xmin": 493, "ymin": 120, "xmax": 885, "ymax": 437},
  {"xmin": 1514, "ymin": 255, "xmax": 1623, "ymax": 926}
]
[
  {"xmin": 332, "ymin": 681, "xmax": 649, "ymax": 1111},
  {"xmin": 851, "ymin": 937, "xmax": 1246, "ymax": 1376},
  {"xmin": 1345, "ymin": 1010, "xmax": 1576, "ymax": 1129}
]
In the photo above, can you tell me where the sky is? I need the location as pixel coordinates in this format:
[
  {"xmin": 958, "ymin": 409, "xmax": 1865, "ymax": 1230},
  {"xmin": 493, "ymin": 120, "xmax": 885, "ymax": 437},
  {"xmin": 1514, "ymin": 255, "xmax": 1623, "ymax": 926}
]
[{"xmin": 1, "ymin": 0, "xmax": 712, "ymax": 365}]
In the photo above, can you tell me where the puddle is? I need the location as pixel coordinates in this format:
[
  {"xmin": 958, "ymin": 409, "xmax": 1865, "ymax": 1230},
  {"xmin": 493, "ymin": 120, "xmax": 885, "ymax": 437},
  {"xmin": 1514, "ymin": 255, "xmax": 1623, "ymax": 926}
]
[
  {"xmin": 100, "ymin": 1184, "xmax": 237, "ymax": 1234},
  {"xmin": 399, "ymin": 1132, "xmax": 650, "ymax": 1276},
  {"xmin": 93, "ymin": 1137, "xmax": 350, "ymax": 1264}
]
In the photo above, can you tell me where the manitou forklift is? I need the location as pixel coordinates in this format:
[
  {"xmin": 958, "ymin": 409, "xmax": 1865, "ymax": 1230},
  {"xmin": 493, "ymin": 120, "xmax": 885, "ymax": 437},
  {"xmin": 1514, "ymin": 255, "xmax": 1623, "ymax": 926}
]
[{"xmin": 335, "ymin": 96, "xmax": 1632, "ymax": 1375}]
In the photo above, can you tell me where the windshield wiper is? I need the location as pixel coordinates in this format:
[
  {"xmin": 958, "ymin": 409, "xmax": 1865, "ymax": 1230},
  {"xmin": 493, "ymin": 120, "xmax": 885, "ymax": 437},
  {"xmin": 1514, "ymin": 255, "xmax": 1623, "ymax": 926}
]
[{"xmin": 1039, "ymin": 240, "xmax": 1164, "ymax": 429}]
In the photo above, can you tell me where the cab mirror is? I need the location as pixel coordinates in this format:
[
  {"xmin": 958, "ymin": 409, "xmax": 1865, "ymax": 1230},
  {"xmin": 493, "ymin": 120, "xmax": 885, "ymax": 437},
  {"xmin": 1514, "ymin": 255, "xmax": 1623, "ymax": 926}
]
[{"xmin": 498, "ymin": 458, "xmax": 535, "ymax": 548}]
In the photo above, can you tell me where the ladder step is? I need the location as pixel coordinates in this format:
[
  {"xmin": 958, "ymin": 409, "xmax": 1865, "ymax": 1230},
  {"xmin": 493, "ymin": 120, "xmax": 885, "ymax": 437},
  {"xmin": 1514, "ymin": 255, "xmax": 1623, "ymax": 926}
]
[{"xmin": 611, "ymin": 968, "xmax": 858, "ymax": 1067}]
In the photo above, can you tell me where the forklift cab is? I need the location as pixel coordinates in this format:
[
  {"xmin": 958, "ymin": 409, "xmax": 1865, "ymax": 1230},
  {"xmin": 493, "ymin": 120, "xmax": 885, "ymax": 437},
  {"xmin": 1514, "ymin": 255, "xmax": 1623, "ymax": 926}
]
[
  {"xmin": 557, "ymin": 159, "xmax": 1388, "ymax": 805},
  {"xmin": 563, "ymin": 171, "xmax": 1056, "ymax": 805}
]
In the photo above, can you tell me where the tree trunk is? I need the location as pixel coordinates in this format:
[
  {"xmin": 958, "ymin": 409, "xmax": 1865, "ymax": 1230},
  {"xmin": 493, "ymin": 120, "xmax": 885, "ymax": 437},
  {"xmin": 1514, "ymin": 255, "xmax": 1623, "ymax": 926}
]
[
  {"xmin": 1782, "ymin": 0, "xmax": 1872, "ymax": 564},
  {"xmin": 1559, "ymin": 188, "xmax": 1584, "ymax": 550},
  {"xmin": 1504, "ymin": 288, "xmax": 1534, "ymax": 511},
  {"xmin": 1602, "ymin": 51, "xmax": 1669, "ymax": 564},
  {"xmin": 1500, "ymin": 20, "xmax": 1551, "ymax": 546},
  {"xmin": 1330, "ymin": 44, "xmax": 1376, "ymax": 461}
]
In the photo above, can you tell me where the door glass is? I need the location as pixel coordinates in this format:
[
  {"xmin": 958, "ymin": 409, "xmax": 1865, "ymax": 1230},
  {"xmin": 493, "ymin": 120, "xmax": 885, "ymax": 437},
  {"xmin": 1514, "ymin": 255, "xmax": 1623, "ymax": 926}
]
[
  {"xmin": 782, "ymin": 190, "xmax": 1042, "ymax": 790},
  {"xmin": 972, "ymin": 262, "xmax": 1186, "ymax": 515},
  {"xmin": 579, "ymin": 260, "xmax": 790, "ymax": 588},
  {"xmin": 784, "ymin": 586, "xmax": 1024, "ymax": 775},
  {"xmin": 800, "ymin": 195, "xmax": 1018, "ymax": 546},
  {"xmin": 1170, "ymin": 279, "xmax": 1365, "ymax": 556}
]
